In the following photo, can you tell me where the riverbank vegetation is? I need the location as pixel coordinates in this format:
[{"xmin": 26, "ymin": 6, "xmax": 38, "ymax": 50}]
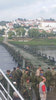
[
  {"xmin": 8, "ymin": 38, "xmax": 56, "ymax": 46},
  {"xmin": 0, "ymin": 36, "xmax": 4, "ymax": 43}
]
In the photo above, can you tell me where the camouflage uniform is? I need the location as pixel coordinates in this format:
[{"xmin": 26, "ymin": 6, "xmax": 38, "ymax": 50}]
[
  {"xmin": 22, "ymin": 81, "xmax": 32, "ymax": 100},
  {"xmin": 21, "ymin": 69, "xmax": 32, "ymax": 100},
  {"xmin": 15, "ymin": 69, "xmax": 22, "ymax": 89},
  {"xmin": 11, "ymin": 70, "xmax": 17, "ymax": 82},
  {"xmin": 21, "ymin": 70, "xmax": 30, "ymax": 86}
]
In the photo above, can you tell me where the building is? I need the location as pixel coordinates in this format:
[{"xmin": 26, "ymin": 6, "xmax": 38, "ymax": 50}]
[{"xmin": 38, "ymin": 21, "xmax": 56, "ymax": 32}]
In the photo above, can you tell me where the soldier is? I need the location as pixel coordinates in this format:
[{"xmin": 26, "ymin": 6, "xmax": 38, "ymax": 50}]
[
  {"xmin": 44, "ymin": 67, "xmax": 52, "ymax": 92},
  {"xmin": 2, "ymin": 70, "xmax": 11, "ymax": 90},
  {"xmin": 40, "ymin": 70, "xmax": 44, "ymax": 77},
  {"xmin": 35, "ymin": 65, "xmax": 41, "ymax": 77},
  {"xmin": 26, "ymin": 66, "xmax": 30, "ymax": 76},
  {"xmin": 11, "ymin": 67, "xmax": 16, "ymax": 82},
  {"xmin": 22, "ymin": 78, "xmax": 32, "ymax": 100},
  {"xmin": 51, "ymin": 67, "xmax": 56, "ymax": 76},
  {"xmin": 16, "ymin": 66, "xmax": 22, "ymax": 89},
  {"xmin": 6, "ymin": 70, "xmax": 11, "ymax": 78},
  {"xmin": 9, "ymin": 74, "xmax": 14, "ymax": 96},
  {"xmin": 21, "ymin": 69, "xmax": 30, "ymax": 86},
  {"xmin": 9, "ymin": 74, "xmax": 13, "ymax": 82}
]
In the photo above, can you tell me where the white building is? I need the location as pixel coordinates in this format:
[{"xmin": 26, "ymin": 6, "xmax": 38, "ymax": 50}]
[
  {"xmin": 0, "ymin": 26, "xmax": 7, "ymax": 30},
  {"xmin": 6, "ymin": 23, "xmax": 13, "ymax": 29},
  {"xmin": 38, "ymin": 21, "xmax": 56, "ymax": 32},
  {"xmin": 39, "ymin": 21, "xmax": 56, "ymax": 28},
  {"xmin": 24, "ymin": 28, "xmax": 28, "ymax": 36}
]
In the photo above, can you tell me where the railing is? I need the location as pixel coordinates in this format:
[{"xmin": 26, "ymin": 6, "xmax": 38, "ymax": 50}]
[
  {"xmin": 0, "ymin": 83, "xmax": 13, "ymax": 100},
  {"xmin": 0, "ymin": 69, "xmax": 24, "ymax": 100},
  {"xmin": 0, "ymin": 90, "xmax": 7, "ymax": 100}
]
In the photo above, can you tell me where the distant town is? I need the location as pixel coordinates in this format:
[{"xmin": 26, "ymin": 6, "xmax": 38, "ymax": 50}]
[{"xmin": 0, "ymin": 17, "xmax": 56, "ymax": 38}]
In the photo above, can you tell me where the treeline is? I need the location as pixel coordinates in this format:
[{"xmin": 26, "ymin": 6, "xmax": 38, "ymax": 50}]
[
  {"xmin": 8, "ymin": 27, "xmax": 26, "ymax": 39},
  {"xmin": 8, "ymin": 24, "xmax": 56, "ymax": 39},
  {"xmin": 0, "ymin": 29, "xmax": 5, "ymax": 35},
  {"xmin": 0, "ymin": 21, "xmax": 9, "ymax": 26},
  {"xmin": 28, "ymin": 29, "xmax": 55, "ymax": 38}
]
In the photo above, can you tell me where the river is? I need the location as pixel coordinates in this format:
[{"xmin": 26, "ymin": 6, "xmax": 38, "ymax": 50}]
[
  {"xmin": 0, "ymin": 45, "xmax": 17, "ymax": 72},
  {"xmin": 27, "ymin": 45, "xmax": 56, "ymax": 61},
  {"xmin": 37, "ymin": 46, "xmax": 56, "ymax": 61}
]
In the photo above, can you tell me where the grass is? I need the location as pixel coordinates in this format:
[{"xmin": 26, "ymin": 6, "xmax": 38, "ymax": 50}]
[
  {"xmin": 0, "ymin": 37, "xmax": 4, "ymax": 43},
  {"xmin": 8, "ymin": 38, "xmax": 56, "ymax": 46}
]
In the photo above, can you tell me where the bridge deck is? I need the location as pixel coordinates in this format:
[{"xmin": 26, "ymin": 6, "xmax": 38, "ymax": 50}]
[{"xmin": 47, "ymin": 91, "xmax": 56, "ymax": 100}]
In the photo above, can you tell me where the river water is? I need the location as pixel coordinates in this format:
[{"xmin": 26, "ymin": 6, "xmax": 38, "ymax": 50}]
[
  {"xmin": 0, "ymin": 45, "xmax": 17, "ymax": 72},
  {"xmin": 37, "ymin": 46, "xmax": 56, "ymax": 61},
  {"xmin": 27, "ymin": 45, "xmax": 56, "ymax": 62}
]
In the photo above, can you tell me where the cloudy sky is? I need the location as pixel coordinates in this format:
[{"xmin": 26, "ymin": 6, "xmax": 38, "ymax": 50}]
[{"xmin": 0, "ymin": 0, "xmax": 56, "ymax": 21}]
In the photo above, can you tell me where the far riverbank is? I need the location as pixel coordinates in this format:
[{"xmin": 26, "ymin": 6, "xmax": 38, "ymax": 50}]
[{"xmin": 8, "ymin": 38, "xmax": 56, "ymax": 46}]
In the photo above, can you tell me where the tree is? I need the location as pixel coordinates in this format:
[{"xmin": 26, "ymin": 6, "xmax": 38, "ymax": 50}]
[
  {"xmin": 28, "ymin": 29, "xmax": 40, "ymax": 38},
  {"xmin": 8, "ymin": 31, "xmax": 15, "ymax": 39},
  {"xmin": 15, "ymin": 27, "xmax": 26, "ymax": 37},
  {"xmin": 40, "ymin": 30, "xmax": 48, "ymax": 38},
  {"xmin": 0, "ymin": 29, "xmax": 5, "ymax": 35},
  {"xmin": 13, "ymin": 24, "xmax": 21, "ymax": 28}
]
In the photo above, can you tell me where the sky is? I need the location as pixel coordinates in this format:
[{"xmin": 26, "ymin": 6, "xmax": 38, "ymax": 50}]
[{"xmin": 0, "ymin": 0, "xmax": 56, "ymax": 21}]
